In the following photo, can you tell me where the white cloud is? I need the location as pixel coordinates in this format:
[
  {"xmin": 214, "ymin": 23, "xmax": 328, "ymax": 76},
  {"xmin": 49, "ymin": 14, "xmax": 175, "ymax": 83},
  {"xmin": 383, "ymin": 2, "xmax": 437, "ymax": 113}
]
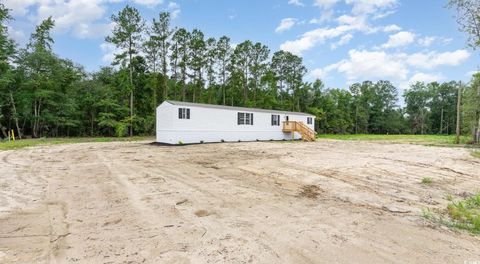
[
  {"xmin": 288, "ymin": 0, "xmax": 305, "ymax": 7},
  {"xmin": 337, "ymin": 49, "xmax": 409, "ymax": 81},
  {"xmin": 309, "ymin": 9, "xmax": 334, "ymax": 24},
  {"xmin": 442, "ymin": 38, "xmax": 453, "ymax": 45},
  {"xmin": 418, "ymin": 36, "xmax": 436, "ymax": 47},
  {"xmin": 346, "ymin": 0, "xmax": 398, "ymax": 15},
  {"xmin": 337, "ymin": 14, "xmax": 360, "ymax": 25},
  {"xmin": 466, "ymin": 70, "xmax": 479, "ymax": 77},
  {"xmin": 372, "ymin": 10, "xmax": 396, "ymax": 20},
  {"xmin": 167, "ymin": 2, "xmax": 181, "ymax": 19},
  {"xmin": 7, "ymin": 25, "xmax": 26, "ymax": 43},
  {"xmin": 408, "ymin": 72, "xmax": 444, "ymax": 84},
  {"xmin": 381, "ymin": 31, "xmax": 415, "ymax": 49},
  {"xmin": 3, "ymin": 0, "xmax": 37, "ymax": 16},
  {"xmin": 35, "ymin": 0, "xmax": 110, "ymax": 38},
  {"xmin": 132, "ymin": 0, "xmax": 163, "ymax": 7},
  {"xmin": 280, "ymin": 15, "xmax": 371, "ymax": 54},
  {"xmin": 407, "ymin": 49, "xmax": 470, "ymax": 69},
  {"xmin": 383, "ymin": 24, "xmax": 401, "ymax": 32},
  {"xmin": 280, "ymin": 26, "xmax": 348, "ymax": 54},
  {"xmin": 331, "ymin": 33, "xmax": 353, "ymax": 49},
  {"xmin": 275, "ymin": 18, "xmax": 297, "ymax": 33},
  {"xmin": 100, "ymin": 42, "xmax": 119, "ymax": 63},
  {"xmin": 314, "ymin": 0, "xmax": 339, "ymax": 9},
  {"xmin": 308, "ymin": 63, "xmax": 341, "ymax": 80},
  {"xmin": 309, "ymin": 68, "xmax": 329, "ymax": 79},
  {"xmin": 312, "ymin": 49, "xmax": 470, "ymax": 83},
  {"xmin": 4, "ymin": 0, "xmax": 165, "ymax": 39}
]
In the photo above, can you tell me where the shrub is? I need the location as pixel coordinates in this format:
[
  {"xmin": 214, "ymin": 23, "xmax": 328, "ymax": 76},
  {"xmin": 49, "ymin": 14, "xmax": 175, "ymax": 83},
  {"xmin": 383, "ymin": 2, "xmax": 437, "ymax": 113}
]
[{"xmin": 421, "ymin": 177, "xmax": 433, "ymax": 185}]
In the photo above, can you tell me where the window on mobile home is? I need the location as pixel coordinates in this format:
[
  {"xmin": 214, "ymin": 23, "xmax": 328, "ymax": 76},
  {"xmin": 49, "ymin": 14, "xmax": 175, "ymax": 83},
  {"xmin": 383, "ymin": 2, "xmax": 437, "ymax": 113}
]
[
  {"xmin": 178, "ymin": 108, "xmax": 190, "ymax": 119},
  {"xmin": 307, "ymin": 117, "xmax": 312, "ymax": 124},
  {"xmin": 271, "ymin": 115, "xmax": 280, "ymax": 126},
  {"xmin": 237, "ymin": 112, "xmax": 253, "ymax": 125}
]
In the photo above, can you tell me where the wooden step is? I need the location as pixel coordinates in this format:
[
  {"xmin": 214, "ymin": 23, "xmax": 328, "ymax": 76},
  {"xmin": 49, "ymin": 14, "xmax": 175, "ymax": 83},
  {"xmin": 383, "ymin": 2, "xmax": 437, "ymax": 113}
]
[{"xmin": 282, "ymin": 121, "xmax": 316, "ymax": 142}]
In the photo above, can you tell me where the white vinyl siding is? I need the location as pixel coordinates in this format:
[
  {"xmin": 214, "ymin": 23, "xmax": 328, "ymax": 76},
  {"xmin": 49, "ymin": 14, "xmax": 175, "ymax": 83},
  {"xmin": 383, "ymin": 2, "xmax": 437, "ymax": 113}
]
[{"xmin": 157, "ymin": 101, "xmax": 315, "ymax": 144}]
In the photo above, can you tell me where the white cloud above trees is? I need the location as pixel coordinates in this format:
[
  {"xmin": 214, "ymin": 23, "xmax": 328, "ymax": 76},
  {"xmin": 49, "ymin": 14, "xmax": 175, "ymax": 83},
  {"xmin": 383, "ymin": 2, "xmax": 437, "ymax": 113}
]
[
  {"xmin": 381, "ymin": 31, "xmax": 415, "ymax": 49},
  {"xmin": 309, "ymin": 49, "xmax": 470, "ymax": 83},
  {"xmin": 288, "ymin": 0, "xmax": 305, "ymax": 7},
  {"xmin": 275, "ymin": 18, "xmax": 297, "ymax": 33},
  {"xmin": 3, "ymin": 0, "xmax": 167, "ymax": 39}
]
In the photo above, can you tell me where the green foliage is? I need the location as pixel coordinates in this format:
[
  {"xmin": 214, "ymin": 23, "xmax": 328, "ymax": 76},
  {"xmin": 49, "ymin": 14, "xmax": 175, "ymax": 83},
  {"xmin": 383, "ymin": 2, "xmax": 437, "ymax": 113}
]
[
  {"xmin": 446, "ymin": 194, "xmax": 480, "ymax": 233},
  {"xmin": 0, "ymin": 136, "xmax": 152, "ymax": 150},
  {"xmin": 28, "ymin": 16, "xmax": 54, "ymax": 51},
  {"xmin": 316, "ymin": 134, "xmax": 471, "ymax": 146},
  {"xmin": 421, "ymin": 177, "xmax": 433, "ymax": 185},
  {"xmin": 423, "ymin": 193, "xmax": 480, "ymax": 234},
  {"xmin": 463, "ymin": 74, "xmax": 480, "ymax": 143},
  {"xmin": 448, "ymin": 0, "xmax": 480, "ymax": 48},
  {"xmin": 115, "ymin": 120, "xmax": 129, "ymax": 137},
  {"xmin": 0, "ymin": 7, "xmax": 478, "ymax": 143}
]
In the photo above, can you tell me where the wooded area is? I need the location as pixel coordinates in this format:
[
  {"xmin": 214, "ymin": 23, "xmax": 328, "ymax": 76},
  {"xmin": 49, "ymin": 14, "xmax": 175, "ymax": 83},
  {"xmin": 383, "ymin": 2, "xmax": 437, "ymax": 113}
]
[{"xmin": 0, "ymin": 3, "xmax": 479, "ymax": 142}]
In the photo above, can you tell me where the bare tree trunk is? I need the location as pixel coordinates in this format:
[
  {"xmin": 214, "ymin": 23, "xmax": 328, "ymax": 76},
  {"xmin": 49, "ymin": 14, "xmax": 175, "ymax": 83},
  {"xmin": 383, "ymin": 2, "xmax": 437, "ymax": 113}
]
[
  {"xmin": 173, "ymin": 60, "xmax": 178, "ymax": 100},
  {"xmin": 129, "ymin": 67, "xmax": 134, "ymax": 137},
  {"xmin": 243, "ymin": 68, "xmax": 248, "ymax": 105},
  {"xmin": 440, "ymin": 108, "xmax": 444, "ymax": 134},
  {"xmin": 91, "ymin": 111, "xmax": 94, "ymax": 136},
  {"xmin": 476, "ymin": 84, "xmax": 480, "ymax": 143},
  {"xmin": 355, "ymin": 104, "xmax": 358, "ymax": 134},
  {"xmin": 162, "ymin": 55, "xmax": 168, "ymax": 100},
  {"xmin": 455, "ymin": 84, "xmax": 462, "ymax": 144},
  {"xmin": 475, "ymin": 114, "xmax": 480, "ymax": 143},
  {"xmin": 0, "ymin": 126, "xmax": 7, "ymax": 138},
  {"xmin": 9, "ymin": 91, "xmax": 22, "ymax": 139},
  {"xmin": 33, "ymin": 99, "xmax": 42, "ymax": 138},
  {"xmin": 33, "ymin": 100, "xmax": 37, "ymax": 138},
  {"xmin": 222, "ymin": 69, "xmax": 226, "ymax": 105},
  {"xmin": 152, "ymin": 75, "xmax": 157, "ymax": 113},
  {"xmin": 128, "ymin": 37, "xmax": 134, "ymax": 137}
]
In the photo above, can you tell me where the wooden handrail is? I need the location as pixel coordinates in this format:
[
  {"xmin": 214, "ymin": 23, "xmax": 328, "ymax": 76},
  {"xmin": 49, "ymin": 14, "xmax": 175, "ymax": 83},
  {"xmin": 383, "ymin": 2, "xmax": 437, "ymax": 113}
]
[{"xmin": 282, "ymin": 121, "xmax": 316, "ymax": 141}]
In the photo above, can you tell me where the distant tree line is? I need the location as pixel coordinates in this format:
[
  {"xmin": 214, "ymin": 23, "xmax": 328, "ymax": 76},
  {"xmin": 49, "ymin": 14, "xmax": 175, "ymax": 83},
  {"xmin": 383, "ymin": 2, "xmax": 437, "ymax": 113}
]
[{"xmin": 0, "ymin": 4, "xmax": 479, "ymax": 143}]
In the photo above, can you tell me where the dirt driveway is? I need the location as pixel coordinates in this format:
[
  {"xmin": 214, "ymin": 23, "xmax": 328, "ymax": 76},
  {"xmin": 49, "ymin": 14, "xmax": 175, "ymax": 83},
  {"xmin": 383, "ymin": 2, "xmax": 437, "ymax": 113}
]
[{"xmin": 0, "ymin": 140, "xmax": 479, "ymax": 263}]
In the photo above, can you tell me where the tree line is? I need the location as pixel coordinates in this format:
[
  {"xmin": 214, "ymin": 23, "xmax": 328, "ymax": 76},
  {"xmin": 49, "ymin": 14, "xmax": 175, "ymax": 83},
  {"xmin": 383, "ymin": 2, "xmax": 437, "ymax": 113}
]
[{"xmin": 0, "ymin": 4, "xmax": 479, "ymax": 143}]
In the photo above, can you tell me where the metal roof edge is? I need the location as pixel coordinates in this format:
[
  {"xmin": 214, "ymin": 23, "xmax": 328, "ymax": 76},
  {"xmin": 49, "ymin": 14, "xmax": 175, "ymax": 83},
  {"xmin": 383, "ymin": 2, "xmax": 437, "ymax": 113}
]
[{"xmin": 163, "ymin": 100, "xmax": 315, "ymax": 117}]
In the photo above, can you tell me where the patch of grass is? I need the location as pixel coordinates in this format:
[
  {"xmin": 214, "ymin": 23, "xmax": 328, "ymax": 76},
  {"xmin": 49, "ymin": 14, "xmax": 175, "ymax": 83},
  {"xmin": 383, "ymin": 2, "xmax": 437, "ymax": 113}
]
[
  {"xmin": 0, "ymin": 136, "xmax": 153, "ymax": 151},
  {"xmin": 316, "ymin": 134, "xmax": 471, "ymax": 147},
  {"xmin": 298, "ymin": 185, "xmax": 322, "ymax": 199},
  {"xmin": 445, "ymin": 194, "xmax": 454, "ymax": 201},
  {"xmin": 472, "ymin": 151, "xmax": 480, "ymax": 159},
  {"xmin": 421, "ymin": 177, "xmax": 433, "ymax": 185},
  {"xmin": 423, "ymin": 193, "xmax": 480, "ymax": 234},
  {"xmin": 446, "ymin": 194, "xmax": 480, "ymax": 234}
]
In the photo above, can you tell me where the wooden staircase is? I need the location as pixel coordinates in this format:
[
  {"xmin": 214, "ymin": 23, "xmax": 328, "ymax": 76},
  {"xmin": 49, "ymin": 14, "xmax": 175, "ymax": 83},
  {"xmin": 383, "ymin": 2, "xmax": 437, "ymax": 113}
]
[{"xmin": 282, "ymin": 121, "xmax": 316, "ymax": 142}]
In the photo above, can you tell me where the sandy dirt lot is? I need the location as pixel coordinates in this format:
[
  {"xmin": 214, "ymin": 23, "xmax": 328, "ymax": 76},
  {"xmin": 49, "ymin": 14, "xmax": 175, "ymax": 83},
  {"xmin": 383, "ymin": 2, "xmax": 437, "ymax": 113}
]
[{"xmin": 0, "ymin": 140, "xmax": 479, "ymax": 263}]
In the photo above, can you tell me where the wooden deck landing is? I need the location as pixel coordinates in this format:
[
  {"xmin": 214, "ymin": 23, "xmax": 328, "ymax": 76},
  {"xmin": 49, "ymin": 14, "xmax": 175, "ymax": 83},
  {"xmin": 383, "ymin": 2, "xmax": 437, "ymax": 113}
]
[{"xmin": 282, "ymin": 121, "xmax": 316, "ymax": 141}]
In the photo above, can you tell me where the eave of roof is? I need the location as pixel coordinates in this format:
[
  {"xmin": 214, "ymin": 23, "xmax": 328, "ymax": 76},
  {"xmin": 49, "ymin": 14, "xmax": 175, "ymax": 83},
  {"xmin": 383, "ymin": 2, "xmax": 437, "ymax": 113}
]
[{"xmin": 164, "ymin": 100, "xmax": 315, "ymax": 117}]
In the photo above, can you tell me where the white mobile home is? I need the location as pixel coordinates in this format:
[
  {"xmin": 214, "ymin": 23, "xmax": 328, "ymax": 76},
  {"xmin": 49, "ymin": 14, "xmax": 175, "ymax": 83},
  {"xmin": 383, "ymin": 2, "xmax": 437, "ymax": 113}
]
[{"xmin": 156, "ymin": 100, "xmax": 316, "ymax": 144}]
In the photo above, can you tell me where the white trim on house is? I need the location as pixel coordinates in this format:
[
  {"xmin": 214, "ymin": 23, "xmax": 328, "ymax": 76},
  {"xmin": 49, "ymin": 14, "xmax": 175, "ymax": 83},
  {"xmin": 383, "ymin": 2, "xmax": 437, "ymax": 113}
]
[{"xmin": 156, "ymin": 101, "xmax": 315, "ymax": 144}]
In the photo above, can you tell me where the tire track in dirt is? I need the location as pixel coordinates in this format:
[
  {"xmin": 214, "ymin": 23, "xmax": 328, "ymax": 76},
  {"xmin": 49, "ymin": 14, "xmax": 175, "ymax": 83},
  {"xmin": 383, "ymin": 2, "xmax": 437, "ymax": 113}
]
[{"xmin": 1, "ymin": 140, "xmax": 479, "ymax": 263}]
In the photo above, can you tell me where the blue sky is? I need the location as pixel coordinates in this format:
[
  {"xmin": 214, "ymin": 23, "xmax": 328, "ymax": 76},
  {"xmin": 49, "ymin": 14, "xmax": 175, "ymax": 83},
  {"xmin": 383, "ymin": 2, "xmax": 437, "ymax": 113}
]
[{"xmin": 4, "ymin": 0, "xmax": 478, "ymax": 91}]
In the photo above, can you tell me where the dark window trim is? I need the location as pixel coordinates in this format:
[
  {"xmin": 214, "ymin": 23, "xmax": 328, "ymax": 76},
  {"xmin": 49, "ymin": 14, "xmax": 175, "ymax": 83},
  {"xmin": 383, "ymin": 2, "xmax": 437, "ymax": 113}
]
[
  {"xmin": 237, "ymin": 112, "xmax": 253, "ymax": 125},
  {"xmin": 271, "ymin": 114, "xmax": 280, "ymax": 126},
  {"xmin": 178, "ymin": 108, "xmax": 190, "ymax": 119}
]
